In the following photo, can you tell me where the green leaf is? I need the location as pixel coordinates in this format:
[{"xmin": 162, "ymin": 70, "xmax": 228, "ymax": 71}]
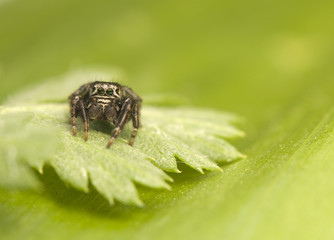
[
  {"xmin": 0, "ymin": 74, "xmax": 245, "ymax": 206},
  {"xmin": 3, "ymin": 0, "xmax": 334, "ymax": 238}
]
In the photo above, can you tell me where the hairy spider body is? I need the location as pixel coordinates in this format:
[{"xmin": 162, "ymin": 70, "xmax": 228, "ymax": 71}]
[{"xmin": 69, "ymin": 81, "xmax": 142, "ymax": 148}]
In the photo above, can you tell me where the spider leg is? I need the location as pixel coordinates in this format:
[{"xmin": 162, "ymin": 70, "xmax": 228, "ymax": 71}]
[
  {"xmin": 79, "ymin": 100, "xmax": 89, "ymax": 141},
  {"xmin": 70, "ymin": 96, "xmax": 89, "ymax": 141},
  {"xmin": 106, "ymin": 98, "xmax": 133, "ymax": 148},
  {"xmin": 70, "ymin": 96, "xmax": 80, "ymax": 136},
  {"xmin": 121, "ymin": 86, "xmax": 142, "ymax": 146},
  {"xmin": 128, "ymin": 102, "xmax": 140, "ymax": 146}
]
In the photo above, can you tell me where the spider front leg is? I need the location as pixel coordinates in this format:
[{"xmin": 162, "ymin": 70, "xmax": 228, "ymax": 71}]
[
  {"xmin": 106, "ymin": 98, "xmax": 133, "ymax": 148},
  {"xmin": 128, "ymin": 102, "xmax": 140, "ymax": 146},
  {"xmin": 70, "ymin": 96, "xmax": 89, "ymax": 141}
]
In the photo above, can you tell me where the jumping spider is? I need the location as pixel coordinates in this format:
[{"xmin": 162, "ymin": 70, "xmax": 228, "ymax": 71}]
[{"xmin": 69, "ymin": 81, "xmax": 142, "ymax": 148}]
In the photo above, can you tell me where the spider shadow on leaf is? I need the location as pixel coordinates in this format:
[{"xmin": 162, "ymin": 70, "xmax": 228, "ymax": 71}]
[
  {"xmin": 89, "ymin": 120, "xmax": 114, "ymax": 135},
  {"xmin": 168, "ymin": 158, "xmax": 241, "ymax": 184},
  {"xmin": 35, "ymin": 165, "xmax": 145, "ymax": 219},
  {"xmin": 136, "ymin": 159, "xmax": 241, "ymax": 208},
  {"xmin": 34, "ymin": 157, "xmax": 241, "ymax": 218},
  {"xmin": 88, "ymin": 120, "xmax": 132, "ymax": 140}
]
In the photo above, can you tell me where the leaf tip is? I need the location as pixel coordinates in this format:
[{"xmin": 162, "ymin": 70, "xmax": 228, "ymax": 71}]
[
  {"xmin": 107, "ymin": 199, "xmax": 115, "ymax": 206},
  {"xmin": 83, "ymin": 186, "xmax": 90, "ymax": 193},
  {"xmin": 164, "ymin": 174, "xmax": 174, "ymax": 182},
  {"xmin": 133, "ymin": 198, "xmax": 145, "ymax": 207},
  {"xmin": 164, "ymin": 183, "xmax": 172, "ymax": 191},
  {"xmin": 239, "ymin": 131, "xmax": 246, "ymax": 137}
]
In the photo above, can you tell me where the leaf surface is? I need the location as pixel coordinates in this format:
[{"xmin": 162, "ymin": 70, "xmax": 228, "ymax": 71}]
[{"xmin": 0, "ymin": 74, "xmax": 245, "ymax": 205}]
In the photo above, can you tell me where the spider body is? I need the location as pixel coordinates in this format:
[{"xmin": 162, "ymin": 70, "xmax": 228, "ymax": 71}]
[{"xmin": 69, "ymin": 81, "xmax": 142, "ymax": 148}]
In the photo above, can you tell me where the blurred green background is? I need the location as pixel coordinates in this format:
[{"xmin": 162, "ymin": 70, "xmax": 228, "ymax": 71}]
[
  {"xmin": 1, "ymin": 0, "xmax": 334, "ymax": 239},
  {"xmin": 2, "ymin": 0, "xmax": 333, "ymax": 120}
]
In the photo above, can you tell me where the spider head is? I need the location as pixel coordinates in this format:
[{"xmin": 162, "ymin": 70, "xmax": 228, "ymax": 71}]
[
  {"xmin": 87, "ymin": 82, "xmax": 122, "ymax": 121},
  {"xmin": 90, "ymin": 81, "xmax": 122, "ymax": 99}
]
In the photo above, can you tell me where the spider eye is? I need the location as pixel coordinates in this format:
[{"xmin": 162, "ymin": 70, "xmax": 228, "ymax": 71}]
[
  {"xmin": 107, "ymin": 88, "xmax": 114, "ymax": 96},
  {"xmin": 98, "ymin": 87, "xmax": 105, "ymax": 95}
]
